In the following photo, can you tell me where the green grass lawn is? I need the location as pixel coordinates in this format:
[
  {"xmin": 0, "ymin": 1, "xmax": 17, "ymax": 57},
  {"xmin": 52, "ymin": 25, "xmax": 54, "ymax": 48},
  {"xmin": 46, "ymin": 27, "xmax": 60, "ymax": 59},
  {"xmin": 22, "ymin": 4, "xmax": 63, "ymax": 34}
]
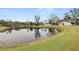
[{"xmin": 0, "ymin": 26, "xmax": 79, "ymax": 51}]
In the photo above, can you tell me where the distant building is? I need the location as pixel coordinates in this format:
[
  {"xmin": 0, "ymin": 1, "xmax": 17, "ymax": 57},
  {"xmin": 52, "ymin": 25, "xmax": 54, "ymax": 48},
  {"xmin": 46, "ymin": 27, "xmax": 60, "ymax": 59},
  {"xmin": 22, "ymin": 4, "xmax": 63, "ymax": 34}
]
[
  {"xmin": 44, "ymin": 23, "xmax": 51, "ymax": 26},
  {"xmin": 59, "ymin": 21, "xmax": 72, "ymax": 26}
]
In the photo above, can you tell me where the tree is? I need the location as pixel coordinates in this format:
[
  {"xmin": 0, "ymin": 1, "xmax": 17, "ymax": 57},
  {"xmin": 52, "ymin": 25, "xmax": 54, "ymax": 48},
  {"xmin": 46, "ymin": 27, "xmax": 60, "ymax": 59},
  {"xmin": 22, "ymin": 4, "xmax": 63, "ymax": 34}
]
[
  {"xmin": 34, "ymin": 15, "xmax": 40, "ymax": 26},
  {"xmin": 48, "ymin": 14, "xmax": 60, "ymax": 25},
  {"xmin": 70, "ymin": 8, "xmax": 79, "ymax": 24},
  {"xmin": 64, "ymin": 13, "xmax": 71, "ymax": 22},
  {"xmin": 29, "ymin": 22, "xmax": 34, "ymax": 26},
  {"xmin": 48, "ymin": 19, "xmax": 53, "ymax": 25}
]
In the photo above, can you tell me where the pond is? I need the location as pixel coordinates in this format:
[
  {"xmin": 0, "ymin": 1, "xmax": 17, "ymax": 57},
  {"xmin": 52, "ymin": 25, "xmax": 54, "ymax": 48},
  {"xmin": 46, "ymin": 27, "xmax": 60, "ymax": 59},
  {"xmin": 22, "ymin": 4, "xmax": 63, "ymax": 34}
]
[{"xmin": 0, "ymin": 28, "xmax": 59, "ymax": 47}]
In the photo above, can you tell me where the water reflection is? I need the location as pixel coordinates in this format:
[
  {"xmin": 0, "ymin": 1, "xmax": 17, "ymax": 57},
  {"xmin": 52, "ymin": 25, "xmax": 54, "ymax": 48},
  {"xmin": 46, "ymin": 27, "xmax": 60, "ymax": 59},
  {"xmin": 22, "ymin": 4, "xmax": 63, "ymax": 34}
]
[
  {"xmin": 30, "ymin": 27, "xmax": 33, "ymax": 31},
  {"xmin": 34, "ymin": 28, "xmax": 41, "ymax": 39},
  {"xmin": 6, "ymin": 28, "xmax": 21, "ymax": 34},
  {"xmin": 0, "ymin": 27, "xmax": 58, "ymax": 35},
  {"xmin": 47, "ymin": 28, "xmax": 55, "ymax": 36},
  {"xmin": 6, "ymin": 28, "xmax": 13, "ymax": 34},
  {"xmin": 0, "ymin": 28, "xmax": 59, "ymax": 35},
  {"xmin": 14, "ymin": 28, "xmax": 21, "ymax": 31},
  {"xmin": 0, "ymin": 27, "xmax": 60, "ymax": 46},
  {"xmin": 27, "ymin": 28, "xmax": 30, "ymax": 32}
]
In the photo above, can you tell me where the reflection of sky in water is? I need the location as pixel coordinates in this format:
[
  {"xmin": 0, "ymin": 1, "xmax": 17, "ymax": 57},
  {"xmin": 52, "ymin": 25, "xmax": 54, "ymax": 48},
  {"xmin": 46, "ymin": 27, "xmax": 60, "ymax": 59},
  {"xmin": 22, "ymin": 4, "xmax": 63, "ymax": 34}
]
[{"xmin": 0, "ymin": 28, "xmax": 56, "ymax": 46}]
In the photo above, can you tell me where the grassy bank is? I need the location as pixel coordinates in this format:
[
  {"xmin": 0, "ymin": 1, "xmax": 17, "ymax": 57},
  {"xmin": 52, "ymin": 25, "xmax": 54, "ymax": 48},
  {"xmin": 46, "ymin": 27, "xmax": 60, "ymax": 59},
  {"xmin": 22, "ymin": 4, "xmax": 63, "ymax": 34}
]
[
  {"xmin": 0, "ymin": 27, "xmax": 10, "ymax": 32},
  {"xmin": 0, "ymin": 26, "xmax": 79, "ymax": 50}
]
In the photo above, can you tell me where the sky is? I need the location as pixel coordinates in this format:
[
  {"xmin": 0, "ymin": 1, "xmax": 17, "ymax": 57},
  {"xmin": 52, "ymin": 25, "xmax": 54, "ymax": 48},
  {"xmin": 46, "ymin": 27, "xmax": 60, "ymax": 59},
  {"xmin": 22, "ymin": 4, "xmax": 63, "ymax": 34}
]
[{"xmin": 0, "ymin": 8, "xmax": 72, "ymax": 22}]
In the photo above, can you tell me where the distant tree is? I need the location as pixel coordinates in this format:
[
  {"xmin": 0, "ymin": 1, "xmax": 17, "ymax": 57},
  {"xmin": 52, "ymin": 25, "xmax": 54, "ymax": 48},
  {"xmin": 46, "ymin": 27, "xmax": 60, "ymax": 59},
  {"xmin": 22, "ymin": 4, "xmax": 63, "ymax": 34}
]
[
  {"xmin": 29, "ymin": 22, "xmax": 34, "ymax": 26},
  {"xmin": 48, "ymin": 14, "xmax": 60, "ymax": 25},
  {"xmin": 70, "ymin": 8, "xmax": 79, "ymax": 24},
  {"xmin": 48, "ymin": 19, "xmax": 53, "ymax": 25},
  {"xmin": 64, "ymin": 13, "xmax": 71, "ymax": 22},
  {"xmin": 0, "ymin": 19, "xmax": 5, "ymax": 24},
  {"xmin": 39, "ymin": 22, "xmax": 44, "ymax": 25},
  {"xmin": 34, "ymin": 15, "xmax": 40, "ymax": 26}
]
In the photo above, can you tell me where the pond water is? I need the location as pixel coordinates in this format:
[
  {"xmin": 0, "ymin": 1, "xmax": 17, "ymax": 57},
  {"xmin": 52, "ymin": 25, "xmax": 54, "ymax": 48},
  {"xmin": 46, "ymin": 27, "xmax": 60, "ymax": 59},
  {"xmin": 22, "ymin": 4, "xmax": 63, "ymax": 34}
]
[{"xmin": 0, "ymin": 28, "xmax": 59, "ymax": 47}]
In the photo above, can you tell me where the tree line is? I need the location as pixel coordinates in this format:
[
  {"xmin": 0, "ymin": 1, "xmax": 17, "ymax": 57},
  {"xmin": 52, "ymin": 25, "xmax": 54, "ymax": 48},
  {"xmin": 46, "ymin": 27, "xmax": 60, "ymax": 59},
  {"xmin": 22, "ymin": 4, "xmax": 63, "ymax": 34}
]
[
  {"xmin": 0, "ymin": 19, "xmax": 44, "ymax": 27},
  {"xmin": 0, "ymin": 8, "xmax": 79, "ymax": 27}
]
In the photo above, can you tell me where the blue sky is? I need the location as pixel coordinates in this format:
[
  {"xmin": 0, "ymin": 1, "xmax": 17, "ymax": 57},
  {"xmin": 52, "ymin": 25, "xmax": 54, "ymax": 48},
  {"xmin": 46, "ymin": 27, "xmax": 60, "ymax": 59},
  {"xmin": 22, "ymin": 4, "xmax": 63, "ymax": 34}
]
[{"xmin": 0, "ymin": 8, "xmax": 71, "ymax": 22}]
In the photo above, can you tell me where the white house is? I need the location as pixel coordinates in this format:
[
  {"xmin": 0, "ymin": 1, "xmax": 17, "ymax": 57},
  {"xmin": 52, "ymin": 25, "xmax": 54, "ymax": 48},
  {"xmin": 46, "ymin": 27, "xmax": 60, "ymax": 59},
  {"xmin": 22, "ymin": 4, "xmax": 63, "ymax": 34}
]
[
  {"xmin": 59, "ymin": 21, "xmax": 72, "ymax": 26},
  {"xmin": 44, "ymin": 23, "xmax": 51, "ymax": 26}
]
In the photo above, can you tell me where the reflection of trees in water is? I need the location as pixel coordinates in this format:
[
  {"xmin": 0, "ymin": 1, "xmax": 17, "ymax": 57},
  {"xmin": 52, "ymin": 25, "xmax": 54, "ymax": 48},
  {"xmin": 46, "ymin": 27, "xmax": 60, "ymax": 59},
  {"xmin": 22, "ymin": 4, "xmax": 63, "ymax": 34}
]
[
  {"xmin": 44, "ymin": 28, "xmax": 47, "ymax": 32},
  {"xmin": 27, "ymin": 28, "xmax": 30, "ymax": 32},
  {"xmin": 34, "ymin": 28, "xmax": 41, "ymax": 39},
  {"xmin": 6, "ymin": 28, "xmax": 13, "ymax": 34},
  {"xmin": 14, "ymin": 28, "xmax": 20, "ymax": 31},
  {"xmin": 30, "ymin": 27, "xmax": 33, "ymax": 31},
  {"xmin": 48, "ymin": 28, "xmax": 55, "ymax": 35},
  {"xmin": 6, "ymin": 28, "xmax": 21, "ymax": 34},
  {"xmin": 6, "ymin": 28, "xmax": 22, "ymax": 34},
  {"xmin": 48, "ymin": 28, "xmax": 59, "ymax": 35},
  {"xmin": 27, "ymin": 28, "xmax": 33, "ymax": 32}
]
